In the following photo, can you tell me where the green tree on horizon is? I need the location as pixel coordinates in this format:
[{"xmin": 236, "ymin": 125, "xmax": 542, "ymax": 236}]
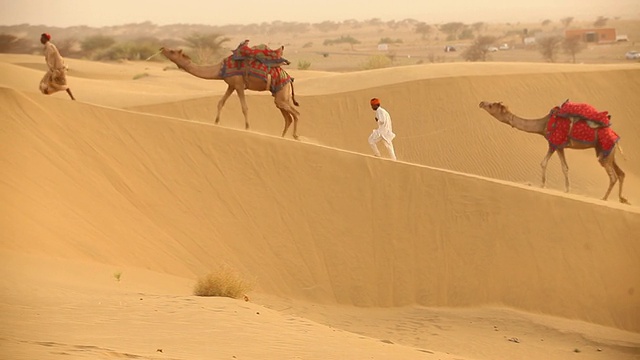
[
  {"xmin": 183, "ymin": 33, "xmax": 229, "ymax": 63},
  {"xmin": 538, "ymin": 35, "xmax": 564, "ymax": 62}
]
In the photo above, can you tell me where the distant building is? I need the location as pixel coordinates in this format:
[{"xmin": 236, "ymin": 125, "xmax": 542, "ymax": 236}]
[
  {"xmin": 377, "ymin": 44, "xmax": 388, "ymax": 51},
  {"xmin": 565, "ymin": 28, "xmax": 617, "ymax": 44},
  {"xmin": 616, "ymin": 34, "xmax": 629, "ymax": 42}
]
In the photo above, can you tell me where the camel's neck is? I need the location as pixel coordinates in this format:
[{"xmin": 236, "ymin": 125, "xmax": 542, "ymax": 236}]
[
  {"xmin": 501, "ymin": 112, "xmax": 549, "ymax": 135},
  {"xmin": 175, "ymin": 60, "xmax": 223, "ymax": 80}
]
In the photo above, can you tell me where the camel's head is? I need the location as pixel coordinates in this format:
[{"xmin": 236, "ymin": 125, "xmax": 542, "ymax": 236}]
[
  {"xmin": 479, "ymin": 101, "xmax": 510, "ymax": 120},
  {"xmin": 159, "ymin": 47, "xmax": 192, "ymax": 68}
]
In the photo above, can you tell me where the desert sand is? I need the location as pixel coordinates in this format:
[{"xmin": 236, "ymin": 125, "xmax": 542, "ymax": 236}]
[{"xmin": 1, "ymin": 44, "xmax": 640, "ymax": 360}]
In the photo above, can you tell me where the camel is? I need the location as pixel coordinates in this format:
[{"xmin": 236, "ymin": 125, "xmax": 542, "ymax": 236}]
[
  {"xmin": 479, "ymin": 100, "xmax": 629, "ymax": 204},
  {"xmin": 160, "ymin": 47, "xmax": 301, "ymax": 139}
]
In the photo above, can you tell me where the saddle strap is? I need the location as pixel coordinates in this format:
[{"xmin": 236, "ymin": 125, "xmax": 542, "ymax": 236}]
[{"xmin": 266, "ymin": 74, "xmax": 272, "ymax": 92}]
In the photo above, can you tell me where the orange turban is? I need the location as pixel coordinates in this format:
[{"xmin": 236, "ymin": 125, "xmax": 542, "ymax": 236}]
[
  {"xmin": 370, "ymin": 98, "xmax": 380, "ymax": 106},
  {"xmin": 41, "ymin": 33, "xmax": 51, "ymax": 40}
]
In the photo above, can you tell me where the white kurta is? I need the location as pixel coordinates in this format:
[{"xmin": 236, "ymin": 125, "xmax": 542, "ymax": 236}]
[
  {"xmin": 368, "ymin": 106, "xmax": 397, "ymax": 160},
  {"xmin": 370, "ymin": 106, "xmax": 396, "ymax": 142}
]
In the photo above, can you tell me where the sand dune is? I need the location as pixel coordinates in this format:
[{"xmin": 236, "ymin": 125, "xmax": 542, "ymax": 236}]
[
  {"xmin": 0, "ymin": 54, "xmax": 224, "ymax": 107},
  {"xmin": 129, "ymin": 64, "xmax": 640, "ymax": 202},
  {"xmin": 3, "ymin": 251, "xmax": 473, "ymax": 360},
  {"xmin": 1, "ymin": 53, "xmax": 640, "ymax": 359}
]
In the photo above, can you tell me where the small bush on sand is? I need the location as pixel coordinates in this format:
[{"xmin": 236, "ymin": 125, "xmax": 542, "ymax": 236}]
[
  {"xmin": 362, "ymin": 54, "xmax": 392, "ymax": 70},
  {"xmin": 193, "ymin": 265, "xmax": 252, "ymax": 298},
  {"xmin": 297, "ymin": 60, "xmax": 311, "ymax": 70},
  {"xmin": 133, "ymin": 73, "xmax": 149, "ymax": 80}
]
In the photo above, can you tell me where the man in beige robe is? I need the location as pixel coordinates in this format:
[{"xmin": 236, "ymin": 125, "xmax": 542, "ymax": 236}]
[{"xmin": 39, "ymin": 33, "xmax": 75, "ymax": 100}]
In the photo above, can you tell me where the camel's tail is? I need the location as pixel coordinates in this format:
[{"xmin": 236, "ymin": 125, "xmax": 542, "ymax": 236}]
[
  {"xmin": 617, "ymin": 141, "xmax": 626, "ymax": 160},
  {"xmin": 291, "ymin": 79, "xmax": 299, "ymax": 107}
]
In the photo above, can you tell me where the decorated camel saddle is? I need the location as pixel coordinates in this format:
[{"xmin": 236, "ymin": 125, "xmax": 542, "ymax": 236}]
[
  {"xmin": 231, "ymin": 39, "xmax": 290, "ymax": 66},
  {"xmin": 546, "ymin": 100, "xmax": 620, "ymax": 158},
  {"xmin": 220, "ymin": 40, "xmax": 293, "ymax": 94}
]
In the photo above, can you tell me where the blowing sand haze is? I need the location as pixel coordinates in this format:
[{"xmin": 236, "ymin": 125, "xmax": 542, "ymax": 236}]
[{"xmin": 1, "ymin": 27, "xmax": 640, "ymax": 360}]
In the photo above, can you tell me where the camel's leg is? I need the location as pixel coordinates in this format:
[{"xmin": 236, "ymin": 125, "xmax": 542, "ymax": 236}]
[
  {"xmin": 613, "ymin": 160, "xmax": 629, "ymax": 204},
  {"xmin": 275, "ymin": 97, "xmax": 300, "ymax": 140},
  {"xmin": 606, "ymin": 147, "xmax": 629, "ymax": 204},
  {"xmin": 540, "ymin": 147, "xmax": 555, "ymax": 189},
  {"xmin": 290, "ymin": 109, "xmax": 300, "ymax": 140},
  {"xmin": 215, "ymin": 85, "xmax": 235, "ymax": 125},
  {"xmin": 279, "ymin": 108, "xmax": 293, "ymax": 138},
  {"xmin": 235, "ymin": 88, "xmax": 250, "ymax": 129},
  {"xmin": 556, "ymin": 148, "xmax": 570, "ymax": 193},
  {"xmin": 600, "ymin": 153, "xmax": 618, "ymax": 201}
]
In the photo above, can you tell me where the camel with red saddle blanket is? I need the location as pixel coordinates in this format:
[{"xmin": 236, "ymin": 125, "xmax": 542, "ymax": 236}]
[
  {"xmin": 479, "ymin": 100, "xmax": 629, "ymax": 204},
  {"xmin": 160, "ymin": 40, "xmax": 300, "ymax": 139}
]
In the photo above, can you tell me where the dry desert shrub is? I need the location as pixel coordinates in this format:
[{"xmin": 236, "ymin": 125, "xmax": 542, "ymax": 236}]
[
  {"xmin": 133, "ymin": 73, "xmax": 149, "ymax": 80},
  {"xmin": 193, "ymin": 265, "xmax": 253, "ymax": 298},
  {"xmin": 362, "ymin": 54, "xmax": 392, "ymax": 69},
  {"xmin": 297, "ymin": 59, "xmax": 311, "ymax": 70}
]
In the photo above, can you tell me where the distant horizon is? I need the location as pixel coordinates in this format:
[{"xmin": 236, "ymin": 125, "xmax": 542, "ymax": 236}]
[
  {"xmin": 2, "ymin": 16, "xmax": 640, "ymax": 29},
  {"xmin": 2, "ymin": 0, "xmax": 639, "ymax": 28}
]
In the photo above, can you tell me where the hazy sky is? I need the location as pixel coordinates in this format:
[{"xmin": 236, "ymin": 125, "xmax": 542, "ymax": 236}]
[{"xmin": 1, "ymin": 0, "xmax": 639, "ymax": 27}]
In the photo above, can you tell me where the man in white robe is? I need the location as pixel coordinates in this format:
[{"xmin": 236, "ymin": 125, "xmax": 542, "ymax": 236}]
[
  {"xmin": 368, "ymin": 97, "xmax": 397, "ymax": 160},
  {"xmin": 39, "ymin": 33, "xmax": 75, "ymax": 100}
]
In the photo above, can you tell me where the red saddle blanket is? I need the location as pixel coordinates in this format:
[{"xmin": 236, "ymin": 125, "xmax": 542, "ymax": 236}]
[
  {"xmin": 231, "ymin": 40, "xmax": 290, "ymax": 66},
  {"xmin": 220, "ymin": 55, "xmax": 293, "ymax": 94},
  {"xmin": 553, "ymin": 101, "xmax": 611, "ymax": 126},
  {"xmin": 546, "ymin": 101, "xmax": 619, "ymax": 158}
]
